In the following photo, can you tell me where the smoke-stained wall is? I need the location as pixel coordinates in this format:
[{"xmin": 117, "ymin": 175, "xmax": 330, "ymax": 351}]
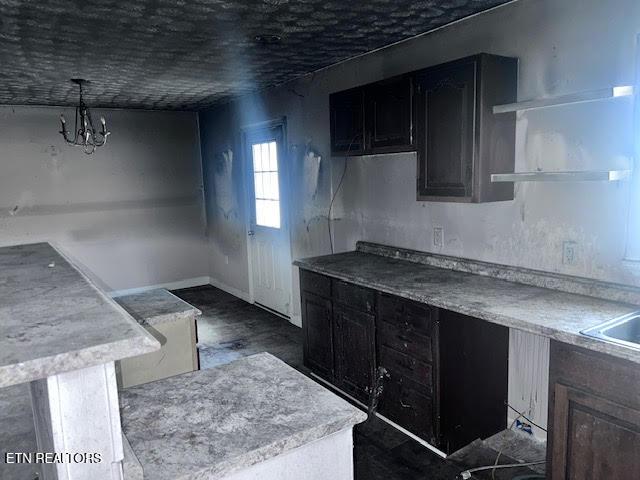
[
  {"xmin": 200, "ymin": 0, "xmax": 640, "ymax": 318},
  {"xmin": 0, "ymin": 106, "xmax": 208, "ymax": 291}
]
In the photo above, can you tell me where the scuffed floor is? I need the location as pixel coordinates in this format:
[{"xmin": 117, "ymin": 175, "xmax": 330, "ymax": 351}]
[
  {"xmin": 172, "ymin": 285, "xmax": 544, "ymax": 480},
  {"xmin": 173, "ymin": 285, "xmax": 304, "ymax": 371}
]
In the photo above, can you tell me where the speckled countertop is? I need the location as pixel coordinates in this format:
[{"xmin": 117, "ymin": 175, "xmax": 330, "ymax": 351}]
[
  {"xmin": 114, "ymin": 289, "xmax": 201, "ymax": 327},
  {"xmin": 120, "ymin": 353, "xmax": 367, "ymax": 480},
  {"xmin": 294, "ymin": 250, "xmax": 640, "ymax": 364},
  {"xmin": 0, "ymin": 242, "xmax": 160, "ymax": 388}
]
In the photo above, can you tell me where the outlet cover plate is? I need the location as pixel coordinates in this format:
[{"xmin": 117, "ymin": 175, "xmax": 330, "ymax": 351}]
[{"xmin": 562, "ymin": 241, "xmax": 578, "ymax": 265}]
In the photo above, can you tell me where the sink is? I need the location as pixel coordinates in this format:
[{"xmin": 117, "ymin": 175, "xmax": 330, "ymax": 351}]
[{"xmin": 581, "ymin": 312, "xmax": 640, "ymax": 351}]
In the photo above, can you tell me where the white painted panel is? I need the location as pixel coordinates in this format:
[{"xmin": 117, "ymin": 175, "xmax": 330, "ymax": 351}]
[
  {"xmin": 508, "ymin": 329, "xmax": 550, "ymax": 441},
  {"xmin": 30, "ymin": 362, "xmax": 124, "ymax": 480},
  {"xmin": 222, "ymin": 428, "xmax": 354, "ymax": 480}
]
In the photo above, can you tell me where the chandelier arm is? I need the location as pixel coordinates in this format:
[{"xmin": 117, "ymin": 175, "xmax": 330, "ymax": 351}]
[{"xmin": 59, "ymin": 79, "xmax": 109, "ymax": 154}]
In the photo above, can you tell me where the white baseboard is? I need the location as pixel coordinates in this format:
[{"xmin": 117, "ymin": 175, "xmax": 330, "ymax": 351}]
[
  {"xmin": 289, "ymin": 313, "xmax": 302, "ymax": 328},
  {"xmin": 110, "ymin": 276, "xmax": 211, "ymax": 297},
  {"xmin": 208, "ymin": 276, "xmax": 252, "ymax": 303}
]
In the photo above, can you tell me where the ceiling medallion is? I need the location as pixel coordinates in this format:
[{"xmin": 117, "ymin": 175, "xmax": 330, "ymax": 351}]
[{"xmin": 59, "ymin": 79, "xmax": 110, "ymax": 155}]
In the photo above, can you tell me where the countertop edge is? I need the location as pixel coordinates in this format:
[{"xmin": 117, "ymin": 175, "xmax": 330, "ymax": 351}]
[
  {"xmin": 294, "ymin": 260, "xmax": 640, "ymax": 364},
  {"xmin": 177, "ymin": 415, "xmax": 366, "ymax": 480},
  {"xmin": 0, "ymin": 333, "xmax": 159, "ymax": 389}
]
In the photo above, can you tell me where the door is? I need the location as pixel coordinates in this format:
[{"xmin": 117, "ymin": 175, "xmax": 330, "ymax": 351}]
[
  {"xmin": 301, "ymin": 291, "xmax": 334, "ymax": 381},
  {"xmin": 366, "ymin": 75, "xmax": 415, "ymax": 153},
  {"xmin": 416, "ymin": 58, "xmax": 476, "ymax": 199},
  {"xmin": 245, "ymin": 121, "xmax": 292, "ymax": 317},
  {"xmin": 330, "ymin": 87, "xmax": 365, "ymax": 155},
  {"xmin": 333, "ymin": 303, "xmax": 375, "ymax": 403}
]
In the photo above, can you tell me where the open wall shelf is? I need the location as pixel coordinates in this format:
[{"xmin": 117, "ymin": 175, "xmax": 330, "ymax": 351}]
[
  {"xmin": 493, "ymin": 86, "xmax": 634, "ymax": 114},
  {"xmin": 491, "ymin": 170, "xmax": 632, "ymax": 183}
]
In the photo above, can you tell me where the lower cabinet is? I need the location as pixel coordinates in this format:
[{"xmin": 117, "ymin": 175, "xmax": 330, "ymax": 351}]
[
  {"xmin": 301, "ymin": 289, "xmax": 334, "ymax": 381},
  {"xmin": 300, "ymin": 269, "xmax": 508, "ymax": 454},
  {"xmin": 334, "ymin": 303, "xmax": 375, "ymax": 403},
  {"xmin": 548, "ymin": 341, "xmax": 640, "ymax": 479}
]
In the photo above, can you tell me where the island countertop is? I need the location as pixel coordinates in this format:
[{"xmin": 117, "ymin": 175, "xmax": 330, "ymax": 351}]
[
  {"xmin": 114, "ymin": 288, "xmax": 202, "ymax": 327},
  {"xmin": 294, "ymin": 247, "xmax": 640, "ymax": 364},
  {"xmin": 0, "ymin": 242, "xmax": 160, "ymax": 388},
  {"xmin": 120, "ymin": 353, "xmax": 367, "ymax": 480}
]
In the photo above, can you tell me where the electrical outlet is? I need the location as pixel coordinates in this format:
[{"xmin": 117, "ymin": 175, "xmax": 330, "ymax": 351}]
[
  {"xmin": 225, "ymin": 255, "xmax": 229, "ymax": 265},
  {"xmin": 562, "ymin": 241, "xmax": 578, "ymax": 265},
  {"xmin": 433, "ymin": 227, "xmax": 444, "ymax": 248}
]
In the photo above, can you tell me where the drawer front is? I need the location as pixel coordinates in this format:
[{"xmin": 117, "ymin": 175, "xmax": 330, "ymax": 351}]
[
  {"xmin": 378, "ymin": 320, "xmax": 434, "ymax": 363},
  {"xmin": 332, "ymin": 279, "xmax": 375, "ymax": 313},
  {"xmin": 379, "ymin": 370, "xmax": 436, "ymax": 443},
  {"xmin": 379, "ymin": 345, "xmax": 433, "ymax": 393},
  {"xmin": 300, "ymin": 270, "xmax": 331, "ymax": 298},
  {"xmin": 378, "ymin": 293, "xmax": 435, "ymax": 336}
]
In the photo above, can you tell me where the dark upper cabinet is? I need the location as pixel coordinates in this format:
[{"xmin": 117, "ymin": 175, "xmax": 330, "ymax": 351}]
[
  {"xmin": 330, "ymin": 75, "xmax": 414, "ymax": 156},
  {"xmin": 415, "ymin": 54, "xmax": 517, "ymax": 202},
  {"xmin": 330, "ymin": 87, "xmax": 365, "ymax": 155},
  {"xmin": 366, "ymin": 75, "xmax": 414, "ymax": 154},
  {"xmin": 548, "ymin": 341, "xmax": 640, "ymax": 479}
]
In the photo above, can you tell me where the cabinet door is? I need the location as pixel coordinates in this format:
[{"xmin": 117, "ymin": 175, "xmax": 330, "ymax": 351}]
[
  {"xmin": 416, "ymin": 59, "xmax": 476, "ymax": 199},
  {"xmin": 330, "ymin": 88, "xmax": 365, "ymax": 155},
  {"xmin": 548, "ymin": 341, "xmax": 640, "ymax": 479},
  {"xmin": 550, "ymin": 383, "xmax": 640, "ymax": 479},
  {"xmin": 301, "ymin": 291, "xmax": 334, "ymax": 381},
  {"xmin": 366, "ymin": 76, "xmax": 414, "ymax": 153},
  {"xmin": 333, "ymin": 304, "xmax": 375, "ymax": 403},
  {"xmin": 439, "ymin": 309, "xmax": 508, "ymax": 453}
]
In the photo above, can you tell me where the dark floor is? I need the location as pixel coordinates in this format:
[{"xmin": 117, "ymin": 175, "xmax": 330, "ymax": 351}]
[{"xmin": 173, "ymin": 285, "xmax": 543, "ymax": 480}]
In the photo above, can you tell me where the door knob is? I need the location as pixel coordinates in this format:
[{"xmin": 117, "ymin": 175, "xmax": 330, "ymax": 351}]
[{"xmin": 248, "ymin": 230, "xmax": 255, "ymax": 236}]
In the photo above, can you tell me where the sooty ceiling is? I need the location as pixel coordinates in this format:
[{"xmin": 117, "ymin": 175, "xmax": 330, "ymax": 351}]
[{"xmin": 0, "ymin": 0, "xmax": 511, "ymax": 111}]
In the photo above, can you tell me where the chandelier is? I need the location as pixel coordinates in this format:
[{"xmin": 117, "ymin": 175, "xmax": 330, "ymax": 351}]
[{"xmin": 59, "ymin": 79, "xmax": 110, "ymax": 155}]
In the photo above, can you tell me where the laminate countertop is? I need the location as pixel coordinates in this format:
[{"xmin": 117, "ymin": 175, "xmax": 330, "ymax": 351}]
[
  {"xmin": 114, "ymin": 288, "xmax": 201, "ymax": 327},
  {"xmin": 120, "ymin": 353, "xmax": 366, "ymax": 480},
  {"xmin": 0, "ymin": 242, "xmax": 159, "ymax": 388},
  {"xmin": 294, "ymin": 250, "xmax": 640, "ymax": 364}
]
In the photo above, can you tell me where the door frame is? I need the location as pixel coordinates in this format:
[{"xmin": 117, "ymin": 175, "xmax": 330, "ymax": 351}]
[{"xmin": 241, "ymin": 117, "xmax": 292, "ymax": 317}]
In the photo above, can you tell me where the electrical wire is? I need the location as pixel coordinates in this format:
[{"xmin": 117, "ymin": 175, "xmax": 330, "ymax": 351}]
[
  {"xmin": 457, "ymin": 403, "xmax": 547, "ymax": 480},
  {"xmin": 458, "ymin": 461, "xmax": 547, "ymax": 479},
  {"xmin": 506, "ymin": 404, "xmax": 547, "ymax": 433},
  {"xmin": 327, "ymin": 136, "xmax": 358, "ymax": 254}
]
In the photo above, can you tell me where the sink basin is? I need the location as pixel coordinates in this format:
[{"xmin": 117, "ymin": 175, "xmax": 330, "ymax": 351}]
[{"xmin": 581, "ymin": 312, "xmax": 640, "ymax": 351}]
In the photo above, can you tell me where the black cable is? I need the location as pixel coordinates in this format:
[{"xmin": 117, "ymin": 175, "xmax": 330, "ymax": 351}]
[
  {"xmin": 327, "ymin": 136, "xmax": 357, "ymax": 254},
  {"xmin": 506, "ymin": 403, "xmax": 547, "ymax": 433}
]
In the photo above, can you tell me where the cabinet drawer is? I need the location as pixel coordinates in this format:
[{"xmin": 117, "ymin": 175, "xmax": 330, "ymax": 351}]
[
  {"xmin": 379, "ymin": 370, "xmax": 436, "ymax": 443},
  {"xmin": 377, "ymin": 293, "xmax": 435, "ymax": 336},
  {"xmin": 379, "ymin": 345, "xmax": 433, "ymax": 393},
  {"xmin": 378, "ymin": 320, "xmax": 434, "ymax": 363},
  {"xmin": 332, "ymin": 279, "xmax": 374, "ymax": 313},
  {"xmin": 300, "ymin": 270, "xmax": 331, "ymax": 298}
]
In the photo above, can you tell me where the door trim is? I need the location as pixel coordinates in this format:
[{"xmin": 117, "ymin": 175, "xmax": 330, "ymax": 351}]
[{"xmin": 241, "ymin": 117, "xmax": 292, "ymax": 314}]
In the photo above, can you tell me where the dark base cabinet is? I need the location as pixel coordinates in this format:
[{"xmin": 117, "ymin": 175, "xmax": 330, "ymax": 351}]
[
  {"xmin": 300, "ymin": 269, "xmax": 508, "ymax": 454},
  {"xmin": 548, "ymin": 341, "xmax": 640, "ymax": 479}
]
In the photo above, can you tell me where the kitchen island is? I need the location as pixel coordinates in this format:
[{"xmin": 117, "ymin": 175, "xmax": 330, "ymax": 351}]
[
  {"xmin": 120, "ymin": 353, "xmax": 366, "ymax": 480},
  {"xmin": 0, "ymin": 242, "xmax": 160, "ymax": 480}
]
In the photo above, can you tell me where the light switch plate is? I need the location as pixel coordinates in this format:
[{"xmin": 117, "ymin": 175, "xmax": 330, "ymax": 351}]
[{"xmin": 433, "ymin": 227, "xmax": 444, "ymax": 248}]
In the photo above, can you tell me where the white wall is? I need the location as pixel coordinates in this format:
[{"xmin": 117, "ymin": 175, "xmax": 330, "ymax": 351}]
[
  {"xmin": 200, "ymin": 0, "xmax": 640, "ymax": 309},
  {"xmin": 199, "ymin": 0, "xmax": 640, "ymax": 439},
  {"xmin": 0, "ymin": 106, "xmax": 208, "ymax": 291}
]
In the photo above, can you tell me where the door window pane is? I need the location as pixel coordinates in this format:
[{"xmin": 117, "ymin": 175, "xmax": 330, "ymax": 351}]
[{"xmin": 252, "ymin": 140, "xmax": 281, "ymax": 229}]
